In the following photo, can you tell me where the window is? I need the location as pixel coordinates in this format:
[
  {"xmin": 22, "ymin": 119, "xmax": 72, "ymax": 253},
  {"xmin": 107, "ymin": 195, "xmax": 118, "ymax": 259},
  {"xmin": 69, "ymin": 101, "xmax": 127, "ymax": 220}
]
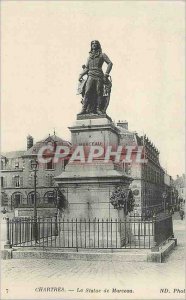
[
  {"xmin": 14, "ymin": 159, "xmax": 20, "ymax": 169},
  {"xmin": 144, "ymin": 165, "xmax": 147, "ymax": 179},
  {"xmin": 1, "ymin": 177, "xmax": 4, "ymax": 187},
  {"xmin": 122, "ymin": 162, "xmax": 131, "ymax": 175},
  {"xmin": 14, "ymin": 194, "xmax": 21, "ymax": 204},
  {"xmin": 13, "ymin": 175, "xmax": 21, "ymax": 187},
  {"xmin": 46, "ymin": 160, "xmax": 54, "ymax": 170},
  {"xmin": 28, "ymin": 174, "xmax": 33, "ymax": 186},
  {"xmin": 150, "ymin": 168, "xmax": 152, "ymax": 182},
  {"xmin": 1, "ymin": 192, "xmax": 8, "ymax": 206},
  {"xmin": 44, "ymin": 191, "xmax": 55, "ymax": 204},
  {"xmin": 46, "ymin": 174, "xmax": 54, "ymax": 186},
  {"xmin": 28, "ymin": 193, "xmax": 34, "ymax": 205},
  {"xmin": 11, "ymin": 192, "xmax": 23, "ymax": 207},
  {"xmin": 28, "ymin": 174, "xmax": 38, "ymax": 186},
  {"xmin": 64, "ymin": 159, "xmax": 68, "ymax": 169},
  {"xmin": 27, "ymin": 192, "xmax": 40, "ymax": 205}
]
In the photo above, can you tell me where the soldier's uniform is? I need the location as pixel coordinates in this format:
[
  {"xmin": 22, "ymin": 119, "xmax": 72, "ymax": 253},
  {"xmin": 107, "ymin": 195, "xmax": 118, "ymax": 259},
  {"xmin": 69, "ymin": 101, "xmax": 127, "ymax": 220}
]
[{"xmin": 80, "ymin": 50, "xmax": 113, "ymax": 114}]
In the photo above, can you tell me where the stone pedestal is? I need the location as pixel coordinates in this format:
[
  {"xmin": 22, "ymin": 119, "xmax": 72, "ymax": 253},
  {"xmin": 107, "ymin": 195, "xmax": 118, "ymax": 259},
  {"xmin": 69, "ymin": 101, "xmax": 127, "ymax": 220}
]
[
  {"xmin": 55, "ymin": 114, "xmax": 133, "ymax": 247},
  {"xmin": 69, "ymin": 114, "xmax": 119, "ymax": 147},
  {"xmin": 55, "ymin": 160, "xmax": 132, "ymax": 220}
]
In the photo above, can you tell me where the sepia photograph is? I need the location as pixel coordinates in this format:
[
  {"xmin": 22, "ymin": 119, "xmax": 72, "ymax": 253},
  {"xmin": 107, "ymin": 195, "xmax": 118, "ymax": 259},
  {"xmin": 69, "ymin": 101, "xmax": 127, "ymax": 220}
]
[{"xmin": 1, "ymin": 1, "xmax": 185, "ymax": 299}]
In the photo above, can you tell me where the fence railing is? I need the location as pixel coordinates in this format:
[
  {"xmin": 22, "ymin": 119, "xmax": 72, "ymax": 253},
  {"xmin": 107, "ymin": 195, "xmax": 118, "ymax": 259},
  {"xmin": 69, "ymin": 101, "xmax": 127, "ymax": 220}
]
[
  {"xmin": 7, "ymin": 216, "xmax": 154, "ymax": 250},
  {"xmin": 14, "ymin": 203, "xmax": 56, "ymax": 208},
  {"xmin": 6, "ymin": 214, "xmax": 173, "ymax": 251},
  {"xmin": 8, "ymin": 217, "xmax": 57, "ymax": 247}
]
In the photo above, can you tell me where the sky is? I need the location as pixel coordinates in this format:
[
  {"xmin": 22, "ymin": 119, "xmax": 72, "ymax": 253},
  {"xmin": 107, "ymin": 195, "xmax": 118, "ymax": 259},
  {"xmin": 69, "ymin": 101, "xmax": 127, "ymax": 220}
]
[{"xmin": 1, "ymin": 1, "xmax": 185, "ymax": 178}]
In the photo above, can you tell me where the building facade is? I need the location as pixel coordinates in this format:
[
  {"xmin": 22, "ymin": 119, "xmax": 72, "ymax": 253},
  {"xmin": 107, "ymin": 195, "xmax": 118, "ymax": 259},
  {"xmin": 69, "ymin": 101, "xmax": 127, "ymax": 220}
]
[
  {"xmin": 163, "ymin": 172, "xmax": 178, "ymax": 210},
  {"xmin": 1, "ymin": 134, "xmax": 71, "ymax": 217},
  {"xmin": 174, "ymin": 174, "xmax": 186, "ymax": 203},
  {"xmin": 116, "ymin": 121, "xmax": 167, "ymax": 216}
]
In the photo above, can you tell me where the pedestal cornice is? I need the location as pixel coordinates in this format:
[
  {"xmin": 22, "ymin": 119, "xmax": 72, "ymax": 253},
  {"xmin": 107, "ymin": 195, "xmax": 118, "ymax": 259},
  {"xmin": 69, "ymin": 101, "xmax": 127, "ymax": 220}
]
[
  {"xmin": 68, "ymin": 123, "xmax": 120, "ymax": 135},
  {"xmin": 76, "ymin": 113, "xmax": 112, "ymax": 122}
]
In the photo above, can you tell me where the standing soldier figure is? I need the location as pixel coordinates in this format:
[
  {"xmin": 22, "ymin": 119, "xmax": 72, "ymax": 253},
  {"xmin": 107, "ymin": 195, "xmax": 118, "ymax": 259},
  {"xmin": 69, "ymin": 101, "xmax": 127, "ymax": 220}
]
[{"xmin": 78, "ymin": 40, "xmax": 113, "ymax": 115}]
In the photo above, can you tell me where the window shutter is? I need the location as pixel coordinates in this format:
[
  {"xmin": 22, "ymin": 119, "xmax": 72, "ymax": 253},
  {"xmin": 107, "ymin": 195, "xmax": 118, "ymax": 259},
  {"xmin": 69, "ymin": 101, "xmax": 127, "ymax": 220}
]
[
  {"xmin": 3, "ymin": 177, "xmax": 7, "ymax": 188},
  {"xmin": 46, "ymin": 175, "xmax": 49, "ymax": 186},
  {"xmin": 28, "ymin": 174, "xmax": 33, "ymax": 186},
  {"xmin": 12, "ymin": 176, "xmax": 15, "ymax": 187},
  {"xmin": 20, "ymin": 176, "xmax": 23, "ymax": 187},
  {"xmin": 49, "ymin": 175, "xmax": 54, "ymax": 186}
]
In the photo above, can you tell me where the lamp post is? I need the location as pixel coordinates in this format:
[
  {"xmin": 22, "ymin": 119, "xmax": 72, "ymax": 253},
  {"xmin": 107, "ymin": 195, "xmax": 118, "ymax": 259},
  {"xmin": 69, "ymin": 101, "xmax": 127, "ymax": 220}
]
[{"xmin": 31, "ymin": 158, "xmax": 38, "ymax": 243}]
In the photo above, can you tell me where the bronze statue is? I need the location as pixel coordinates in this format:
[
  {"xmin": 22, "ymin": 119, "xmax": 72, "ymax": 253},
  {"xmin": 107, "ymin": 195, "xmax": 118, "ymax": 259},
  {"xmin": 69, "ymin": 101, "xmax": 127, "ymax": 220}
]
[{"xmin": 77, "ymin": 40, "xmax": 113, "ymax": 115}]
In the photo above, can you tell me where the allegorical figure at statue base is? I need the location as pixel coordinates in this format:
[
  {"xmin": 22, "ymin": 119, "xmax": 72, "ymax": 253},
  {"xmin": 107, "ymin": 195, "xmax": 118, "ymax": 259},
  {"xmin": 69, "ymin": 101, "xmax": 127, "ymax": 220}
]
[{"xmin": 77, "ymin": 40, "xmax": 113, "ymax": 115}]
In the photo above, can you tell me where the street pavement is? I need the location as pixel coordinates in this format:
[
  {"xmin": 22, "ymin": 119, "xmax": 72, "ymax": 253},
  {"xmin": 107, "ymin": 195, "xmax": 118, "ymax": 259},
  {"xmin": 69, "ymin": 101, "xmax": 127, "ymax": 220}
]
[{"xmin": 1, "ymin": 212, "xmax": 185, "ymax": 300}]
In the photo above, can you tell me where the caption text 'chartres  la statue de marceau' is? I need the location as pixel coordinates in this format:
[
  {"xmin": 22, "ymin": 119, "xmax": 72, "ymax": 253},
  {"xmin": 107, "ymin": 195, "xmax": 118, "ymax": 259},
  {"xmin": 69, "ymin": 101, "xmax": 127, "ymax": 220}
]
[{"xmin": 77, "ymin": 40, "xmax": 113, "ymax": 116}]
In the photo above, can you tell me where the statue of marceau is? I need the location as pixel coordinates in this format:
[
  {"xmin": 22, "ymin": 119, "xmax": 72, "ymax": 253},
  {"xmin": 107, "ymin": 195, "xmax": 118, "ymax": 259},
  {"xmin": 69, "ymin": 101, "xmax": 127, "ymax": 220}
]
[{"xmin": 77, "ymin": 40, "xmax": 113, "ymax": 115}]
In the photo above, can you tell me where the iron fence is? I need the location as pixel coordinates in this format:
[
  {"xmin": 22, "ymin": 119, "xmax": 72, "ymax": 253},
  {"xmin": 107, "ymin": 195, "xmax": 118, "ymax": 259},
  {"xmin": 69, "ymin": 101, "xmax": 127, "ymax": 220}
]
[
  {"xmin": 8, "ymin": 217, "xmax": 57, "ymax": 247},
  {"xmin": 7, "ymin": 216, "xmax": 155, "ymax": 250},
  {"xmin": 6, "ymin": 214, "xmax": 173, "ymax": 251},
  {"xmin": 154, "ymin": 214, "xmax": 173, "ymax": 246},
  {"xmin": 14, "ymin": 203, "xmax": 56, "ymax": 208}
]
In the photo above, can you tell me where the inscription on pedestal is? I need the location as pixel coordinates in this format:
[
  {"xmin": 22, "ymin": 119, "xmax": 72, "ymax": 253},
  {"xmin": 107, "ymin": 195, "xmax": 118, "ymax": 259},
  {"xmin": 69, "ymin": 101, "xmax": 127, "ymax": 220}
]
[{"xmin": 77, "ymin": 113, "xmax": 112, "ymax": 122}]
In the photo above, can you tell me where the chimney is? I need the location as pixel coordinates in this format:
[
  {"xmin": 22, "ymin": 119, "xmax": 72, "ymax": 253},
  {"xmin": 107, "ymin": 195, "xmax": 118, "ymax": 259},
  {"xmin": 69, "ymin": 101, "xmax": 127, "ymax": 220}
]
[
  {"xmin": 27, "ymin": 135, "xmax": 34, "ymax": 150},
  {"xmin": 117, "ymin": 120, "xmax": 128, "ymax": 130}
]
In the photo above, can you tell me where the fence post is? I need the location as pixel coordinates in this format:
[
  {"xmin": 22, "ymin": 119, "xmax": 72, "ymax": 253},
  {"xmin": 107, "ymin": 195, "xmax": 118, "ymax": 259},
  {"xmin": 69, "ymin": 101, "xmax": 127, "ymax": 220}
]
[
  {"xmin": 4, "ymin": 218, "xmax": 12, "ymax": 249},
  {"xmin": 76, "ymin": 218, "xmax": 78, "ymax": 252},
  {"xmin": 151, "ymin": 214, "xmax": 159, "ymax": 252},
  {"xmin": 55, "ymin": 212, "xmax": 58, "ymax": 236}
]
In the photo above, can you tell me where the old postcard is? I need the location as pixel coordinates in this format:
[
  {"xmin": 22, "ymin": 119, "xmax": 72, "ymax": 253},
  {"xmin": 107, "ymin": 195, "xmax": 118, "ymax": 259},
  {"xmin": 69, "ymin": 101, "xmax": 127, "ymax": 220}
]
[{"xmin": 1, "ymin": 1, "xmax": 185, "ymax": 299}]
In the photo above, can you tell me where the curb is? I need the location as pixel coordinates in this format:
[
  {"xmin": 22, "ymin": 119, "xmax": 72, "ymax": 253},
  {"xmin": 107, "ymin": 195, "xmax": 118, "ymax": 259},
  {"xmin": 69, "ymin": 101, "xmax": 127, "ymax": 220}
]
[
  {"xmin": 11, "ymin": 249, "xmax": 148, "ymax": 262},
  {"xmin": 147, "ymin": 239, "xmax": 176, "ymax": 263},
  {"xmin": 2, "ymin": 239, "xmax": 176, "ymax": 263}
]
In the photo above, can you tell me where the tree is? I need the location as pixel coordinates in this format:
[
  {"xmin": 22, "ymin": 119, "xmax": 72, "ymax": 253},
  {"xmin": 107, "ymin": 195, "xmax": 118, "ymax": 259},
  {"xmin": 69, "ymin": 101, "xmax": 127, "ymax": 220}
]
[
  {"xmin": 56, "ymin": 189, "xmax": 68, "ymax": 212},
  {"xmin": 110, "ymin": 186, "xmax": 135, "ymax": 214}
]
